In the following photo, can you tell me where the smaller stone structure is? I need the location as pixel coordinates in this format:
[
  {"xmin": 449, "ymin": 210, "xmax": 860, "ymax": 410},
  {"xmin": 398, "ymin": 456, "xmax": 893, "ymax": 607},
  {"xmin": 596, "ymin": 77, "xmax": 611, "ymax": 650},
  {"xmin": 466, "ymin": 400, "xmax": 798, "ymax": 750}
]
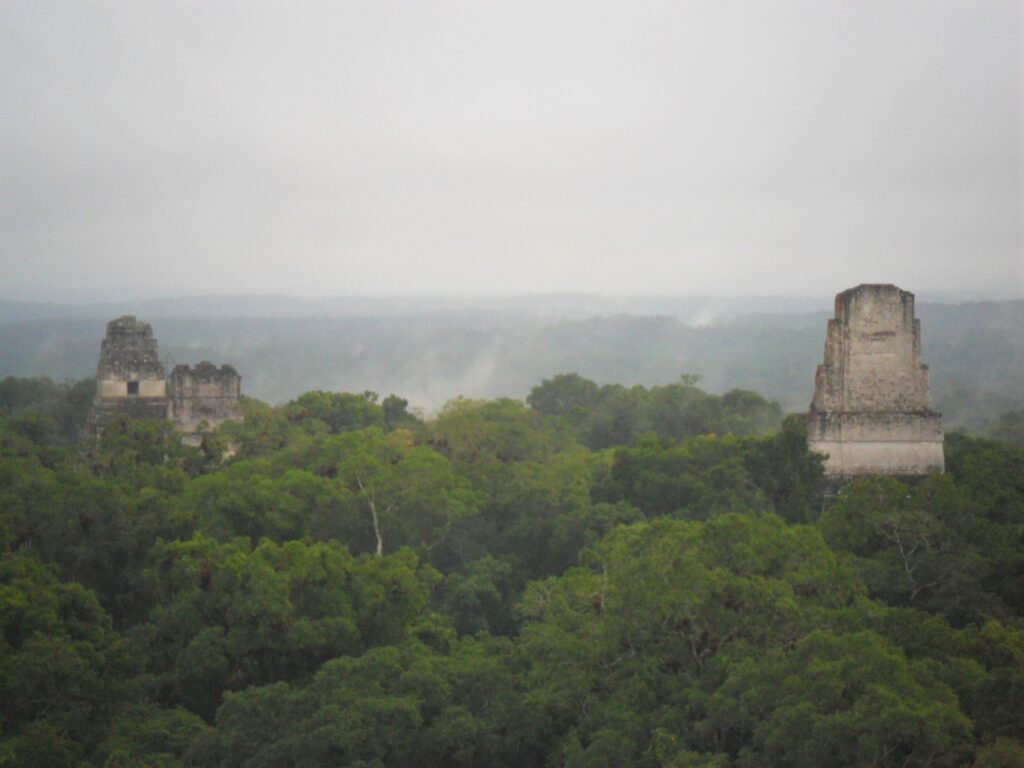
[
  {"xmin": 804, "ymin": 284, "xmax": 944, "ymax": 478},
  {"xmin": 168, "ymin": 362, "xmax": 243, "ymax": 434}
]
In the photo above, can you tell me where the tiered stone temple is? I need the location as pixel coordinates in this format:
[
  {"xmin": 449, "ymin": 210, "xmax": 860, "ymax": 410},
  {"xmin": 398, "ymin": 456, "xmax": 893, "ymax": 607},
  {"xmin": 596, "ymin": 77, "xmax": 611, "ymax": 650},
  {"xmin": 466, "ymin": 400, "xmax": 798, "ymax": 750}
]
[
  {"xmin": 84, "ymin": 316, "xmax": 169, "ymax": 435},
  {"xmin": 804, "ymin": 284, "xmax": 944, "ymax": 478},
  {"xmin": 83, "ymin": 316, "xmax": 242, "ymax": 440}
]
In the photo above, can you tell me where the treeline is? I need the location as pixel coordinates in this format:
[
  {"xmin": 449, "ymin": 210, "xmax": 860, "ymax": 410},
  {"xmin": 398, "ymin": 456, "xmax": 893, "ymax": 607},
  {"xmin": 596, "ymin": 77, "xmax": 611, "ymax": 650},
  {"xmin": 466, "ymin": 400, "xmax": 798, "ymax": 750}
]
[
  {"xmin": 0, "ymin": 375, "xmax": 95, "ymax": 442},
  {"xmin": 0, "ymin": 374, "xmax": 1022, "ymax": 767},
  {"xmin": 2, "ymin": 298, "xmax": 1022, "ymax": 424},
  {"xmin": 526, "ymin": 373, "xmax": 783, "ymax": 448}
]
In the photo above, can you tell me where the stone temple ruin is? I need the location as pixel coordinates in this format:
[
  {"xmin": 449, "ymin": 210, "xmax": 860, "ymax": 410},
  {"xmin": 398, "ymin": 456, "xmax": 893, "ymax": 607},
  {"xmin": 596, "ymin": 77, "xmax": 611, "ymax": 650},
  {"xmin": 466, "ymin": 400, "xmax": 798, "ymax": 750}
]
[
  {"xmin": 83, "ymin": 316, "xmax": 242, "ymax": 441},
  {"xmin": 804, "ymin": 284, "xmax": 944, "ymax": 478},
  {"xmin": 168, "ymin": 361, "xmax": 243, "ymax": 434}
]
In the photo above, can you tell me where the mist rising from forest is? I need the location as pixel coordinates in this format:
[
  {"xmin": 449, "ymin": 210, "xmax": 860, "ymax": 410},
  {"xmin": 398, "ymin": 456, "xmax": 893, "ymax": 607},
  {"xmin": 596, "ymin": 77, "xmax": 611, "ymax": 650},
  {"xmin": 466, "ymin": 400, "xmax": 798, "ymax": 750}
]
[{"xmin": 1, "ymin": 293, "xmax": 1021, "ymax": 428}]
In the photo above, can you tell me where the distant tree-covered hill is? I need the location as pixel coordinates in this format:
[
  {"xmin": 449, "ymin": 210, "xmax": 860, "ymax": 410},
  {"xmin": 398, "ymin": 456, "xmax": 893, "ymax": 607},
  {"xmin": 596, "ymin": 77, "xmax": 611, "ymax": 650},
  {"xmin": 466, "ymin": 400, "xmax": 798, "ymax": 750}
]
[{"xmin": 0, "ymin": 299, "xmax": 1020, "ymax": 427}]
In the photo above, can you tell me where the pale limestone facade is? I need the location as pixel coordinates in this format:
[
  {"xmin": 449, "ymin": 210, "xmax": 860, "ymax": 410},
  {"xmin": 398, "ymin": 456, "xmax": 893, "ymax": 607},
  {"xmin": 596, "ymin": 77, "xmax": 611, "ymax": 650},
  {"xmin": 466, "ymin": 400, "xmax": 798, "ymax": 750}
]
[
  {"xmin": 805, "ymin": 285, "xmax": 944, "ymax": 477},
  {"xmin": 97, "ymin": 379, "xmax": 167, "ymax": 399}
]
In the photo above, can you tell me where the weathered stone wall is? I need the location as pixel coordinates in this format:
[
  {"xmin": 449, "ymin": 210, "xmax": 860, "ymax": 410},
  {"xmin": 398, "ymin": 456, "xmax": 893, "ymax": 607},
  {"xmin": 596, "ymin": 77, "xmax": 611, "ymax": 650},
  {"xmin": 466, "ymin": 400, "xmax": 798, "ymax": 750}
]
[
  {"xmin": 168, "ymin": 362, "xmax": 243, "ymax": 433},
  {"xmin": 805, "ymin": 285, "xmax": 944, "ymax": 478},
  {"xmin": 95, "ymin": 315, "xmax": 165, "ymax": 382},
  {"xmin": 811, "ymin": 286, "xmax": 931, "ymax": 413},
  {"xmin": 805, "ymin": 411, "xmax": 944, "ymax": 477}
]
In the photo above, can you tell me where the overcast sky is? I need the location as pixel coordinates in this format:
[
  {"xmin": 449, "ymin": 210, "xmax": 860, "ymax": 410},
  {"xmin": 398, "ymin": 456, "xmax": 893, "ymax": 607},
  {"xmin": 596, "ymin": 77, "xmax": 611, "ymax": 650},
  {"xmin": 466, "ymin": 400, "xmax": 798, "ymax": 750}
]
[{"xmin": 1, "ymin": 0, "xmax": 1021, "ymax": 300}]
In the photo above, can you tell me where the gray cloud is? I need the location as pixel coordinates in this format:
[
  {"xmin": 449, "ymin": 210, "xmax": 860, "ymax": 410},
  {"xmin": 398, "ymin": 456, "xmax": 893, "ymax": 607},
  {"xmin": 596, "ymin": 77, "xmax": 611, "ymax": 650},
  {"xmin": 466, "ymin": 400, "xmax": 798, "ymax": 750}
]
[{"xmin": 1, "ymin": 0, "xmax": 1020, "ymax": 299}]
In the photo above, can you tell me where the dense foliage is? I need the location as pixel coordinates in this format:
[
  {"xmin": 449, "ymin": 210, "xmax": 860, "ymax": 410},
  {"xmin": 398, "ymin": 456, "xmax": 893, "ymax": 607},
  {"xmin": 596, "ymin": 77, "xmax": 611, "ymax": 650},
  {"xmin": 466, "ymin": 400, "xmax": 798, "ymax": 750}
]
[{"xmin": 1, "ymin": 374, "xmax": 1021, "ymax": 767}]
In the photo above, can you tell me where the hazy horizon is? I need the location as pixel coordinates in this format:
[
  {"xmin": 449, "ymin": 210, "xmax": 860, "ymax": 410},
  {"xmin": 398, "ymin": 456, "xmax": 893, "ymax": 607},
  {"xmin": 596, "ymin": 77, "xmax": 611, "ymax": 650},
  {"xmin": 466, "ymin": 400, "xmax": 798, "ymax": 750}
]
[
  {"xmin": 2, "ymin": 1, "xmax": 1022, "ymax": 299},
  {"xmin": 3, "ymin": 285, "xmax": 1024, "ymax": 303},
  {"xmin": 3, "ymin": 287, "xmax": 1021, "ymax": 326}
]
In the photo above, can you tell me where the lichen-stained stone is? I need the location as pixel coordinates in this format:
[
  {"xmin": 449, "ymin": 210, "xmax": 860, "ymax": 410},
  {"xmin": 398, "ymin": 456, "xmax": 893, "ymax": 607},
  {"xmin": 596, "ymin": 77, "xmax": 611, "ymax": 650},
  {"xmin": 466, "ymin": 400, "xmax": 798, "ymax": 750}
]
[
  {"xmin": 805, "ymin": 285, "xmax": 944, "ymax": 477},
  {"xmin": 168, "ymin": 362, "xmax": 243, "ymax": 434},
  {"xmin": 95, "ymin": 315, "xmax": 165, "ymax": 383}
]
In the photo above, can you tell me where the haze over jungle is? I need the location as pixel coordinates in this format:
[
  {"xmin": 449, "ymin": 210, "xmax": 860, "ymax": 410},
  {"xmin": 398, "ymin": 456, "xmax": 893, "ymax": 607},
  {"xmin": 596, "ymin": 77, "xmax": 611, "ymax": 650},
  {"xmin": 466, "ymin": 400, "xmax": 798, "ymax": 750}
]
[
  {"xmin": 2, "ymin": 292, "xmax": 1021, "ymax": 431},
  {"xmin": 1, "ymin": 2, "xmax": 1021, "ymax": 766}
]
